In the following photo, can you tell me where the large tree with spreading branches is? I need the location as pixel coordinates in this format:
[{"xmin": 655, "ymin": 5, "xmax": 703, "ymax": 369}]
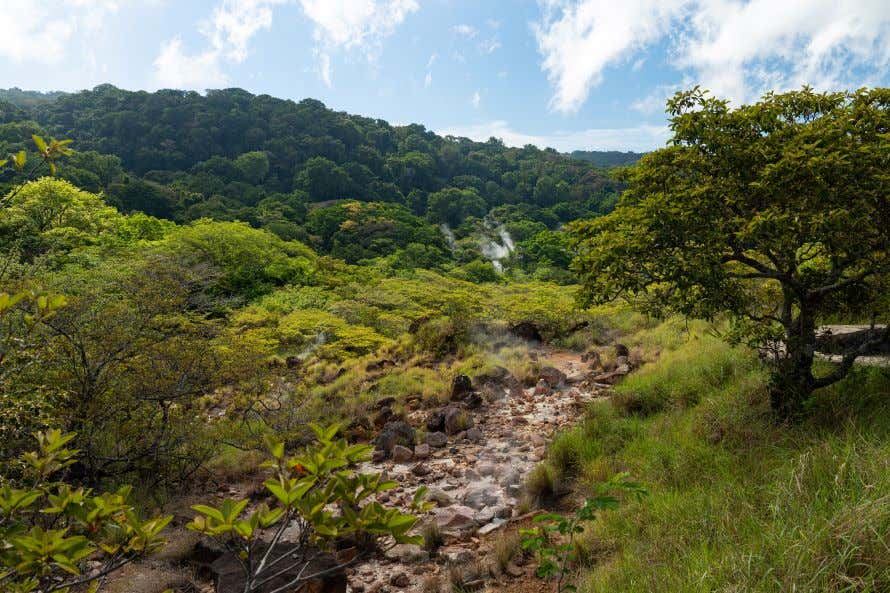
[{"xmin": 570, "ymin": 87, "xmax": 889, "ymax": 418}]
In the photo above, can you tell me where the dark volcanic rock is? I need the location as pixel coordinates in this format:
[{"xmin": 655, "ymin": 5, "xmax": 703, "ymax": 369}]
[
  {"xmin": 538, "ymin": 366, "xmax": 567, "ymax": 388},
  {"xmin": 451, "ymin": 374, "xmax": 473, "ymax": 401},
  {"xmin": 510, "ymin": 321, "xmax": 543, "ymax": 343},
  {"xmin": 374, "ymin": 421, "xmax": 416, "ymax": 457},
  {"xmin": 614, "ymin": 343, "xmax": 630, "ymax": 357}
]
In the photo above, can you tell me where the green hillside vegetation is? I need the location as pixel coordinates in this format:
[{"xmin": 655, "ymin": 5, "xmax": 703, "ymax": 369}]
[{"xmin": 0, "ymin": 85, "xmax": 624, "ymax": 281}]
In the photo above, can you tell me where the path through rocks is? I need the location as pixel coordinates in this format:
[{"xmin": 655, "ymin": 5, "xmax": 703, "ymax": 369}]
[{"xmin": 348, "ymin": 347, "xmax": 613, "ymax": 592}]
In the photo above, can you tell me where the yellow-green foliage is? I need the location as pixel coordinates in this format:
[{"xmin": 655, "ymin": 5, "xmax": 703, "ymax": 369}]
[{"xmin": 276, "ymin": 308, "xmax": 391, "ymax": 360}]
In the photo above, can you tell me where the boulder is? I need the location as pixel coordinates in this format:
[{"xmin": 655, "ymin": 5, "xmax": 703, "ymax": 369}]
[
  {"xmin": 443, "ymin": 406, "xmax": 473, "ymax": 435},
  {"xmin": 372, "ymin": 406, "xmax": 394, "ymax": 428},
  {"xmin": 426, "ymin": 488, "xmax": 454, "ymax": 507},
  {"xmin": 374, "ymin": 421, "xmax": 416, "ymax": 457},
  {"xmin": 425, "ymin": 408, "xmax": 446, "ymax": 432},
  {"xmin": 413, "ymin": 443, "xmax": 431, "ymax": 459},
  {"xmin": 533, "ymin": 379, "xmax": 551, "ymax": 396},
  {"xmin": 425, "ymin": 431, "xmax": 448, "ymax": 448},
  {"xmin": 464, "ymin": 392, "xmax": 484, "ymax": 409},
  {"xmin": 391, "ymin": 445, "xmax": 413, "ymax": 463},
  {"xmin": 451, "ymin": 374, "xmax": 473, "ymax": 401},
  {"xmin": 614, "ymin": 343, "xmax": 630, "ymax": 357},
  {"xmin": 510, "ymin": 321, "xmax": 543, "ymax": 343},
  {"xmin": 538, "ymin": 366, "xmax": 567, "ymax": 388},
  {"xmin": 465, "ymin": 427, "xmax": 483, "ymax": 443},
  {"xmin": 435, "ymin": 505, "xmax": 477, "ymax": 530}
]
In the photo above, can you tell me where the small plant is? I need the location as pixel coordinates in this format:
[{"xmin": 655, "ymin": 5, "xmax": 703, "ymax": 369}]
[
  {"xmin": 493, "ymin": 529, "xmax": 522, "ymax": 573},
  {"xmin": 520, "ymin": 472, "xmax": 647, "ymax": 592},
  {"xmin": 187, "ymin": 423, "xmax": 433, "ymax": 592},
  {"xmin": 0, "ymin": 430, "xmax": 171, "ymax": 593},
  {"xmin": 420, "ymin": 520, "xmax": 444, "ymax": 555}
]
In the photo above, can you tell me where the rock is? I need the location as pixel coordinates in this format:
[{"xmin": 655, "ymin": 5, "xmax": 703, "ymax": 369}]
[
  {"xmin": 442, "ymin": 548, "xmax": 475, "ymax": 564},
  {"xmin": 477, "ymin": 462, "xmax": 497, "ymax": 477},
  {"xmin": 425, "ymin": 408, "xmax": 446, "ymax": 432},
  {"xmin": 451, "ymin": 374, "xmax": 473, "ymax": 401},
  {"xmin": 389, "ymin": 572, "xmax": 411, "ymax": 588},
  {"xmin": 538, "ymin": 366, "xmax": 567, "ymax": 388},
  {"xmin": 212, "ymin": 545, "xmax": 346, "ymax": 593},
  {"xmin": 413, "ymin": 443, "xmax": 430, "ymax": 459},
  {"xmin": 465, "ymin": 427, "xmax": 483, "ymax": 443},
  {"xmin": 411, "ymin": 463, "xmax": 431, "ymax": 477},
  {"xmin": 464, "ymin": 392, "xmax": 484, "ymax": 409},
  {"xmin": 462, "ymin": 487, "xmax": 500, "ymax": 510},
  {"xmin": 615, "ymin": 343, "xmax": 630, "ymax": 357},
  {"xmin": 375, "ymin": 396, "xmax": 396, "ymax": 410},
  {"xmin": 285, "ymin": 355, "xmax": 302, "ymax": 369},
  {"xmin": 435, "ymin": 505, "xmax": 477, "ymax": 530},
  {"xmin": 372, "ymin": 450, "xmax": 386, "ymax": 462},
  {"xmin": 443, "ymin": 406, "xmax": 473, "ymax": 435},
  {"xmin": 425, "ymin": 431, "xmax": 448, "ymax": 448},
  {"xmin": 374, "ymin": 421, "xmax": 416, "ymax": 458},
  {"xmin": 391, "ymin": 445, "xmax": 413, "ymax": 463},
  {"xmin": 477, "ymin": 518, "xmax": 505, "ymax": 535},
  {"xmin": 373, "ymin": 406, "xmax": 394, "ymax": 428},
  {"xmin": 510, "ymin": 321, "xmax": 542, "ymax": 343},
  {"xmin": 427, "ymin": 488, "xmax": 453, "ymax": 507},
  {"xmin": 533, "ymin": 379, "xmax": 551, "ymax": 396},
  {"xmin": 385, "ymin": 544, "xmax": 429, "ymax": 564}
]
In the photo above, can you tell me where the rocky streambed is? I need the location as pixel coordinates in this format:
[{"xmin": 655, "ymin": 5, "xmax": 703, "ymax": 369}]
[{"xmin": 346, "ymin": 348, "xmax": 619, "ymax": 592}]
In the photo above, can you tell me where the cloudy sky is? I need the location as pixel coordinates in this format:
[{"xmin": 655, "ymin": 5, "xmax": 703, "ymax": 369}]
[{"xmin": 1, "ymin": 0, "xmax": 888, "ymax": 152}]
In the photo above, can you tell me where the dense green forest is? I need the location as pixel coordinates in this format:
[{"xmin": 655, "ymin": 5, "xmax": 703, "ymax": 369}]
[{"xmin": 0, "ymin": 86, "xmax": 627, "ymax": 281}]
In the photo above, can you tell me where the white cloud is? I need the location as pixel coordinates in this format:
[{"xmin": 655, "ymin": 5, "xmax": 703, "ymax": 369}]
[
  {"xmin": 470, "ymin": 90, "xmax": 481, "ymax": 108},
  {"xmin": 534, "ymin": 0, "xmax": 890, "ymax": 112},
  {"xmin": 299, "ymin": 0, "xmax": 419, "ymax": 83},
  {"xmin": 0, "ymin": 1, "xmax": 122, "ymax": 66},
  {"xmin": 630, "ymin": 82, "xmax": 684, "ymax": 114},
  {"xmin": 452, "ymin": 24, "xmax": 478, "ymax": 38},
  {"xmin": 479, "ymin": 37, "xmax": 502, "ymax": 54},
  {"xmin": 154, "ymin": 0, "xmax": 286, "ymax": 90},
  {"xmin": 424, "ymin": 71, "xmax": 433, "ymax": 87},
  {"xmin": 534, "ymin": 0, "xmax": 689, "ymax": 113},
  {"xmin": 440, "ymin": 120, "xmax": 670, "ymax": 152},
  {"xmin": 154, "ymin": 38, "xmax": 229, "ymax": 88},
  {"xmin": 426, "ymin": 53, "xmax": 438, "ymax": 68}
]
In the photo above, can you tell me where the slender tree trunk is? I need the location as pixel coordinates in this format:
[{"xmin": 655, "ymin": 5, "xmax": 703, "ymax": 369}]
[{"xmin": 770, "ymin": 305, "xmax": 817, "ymax": 419}]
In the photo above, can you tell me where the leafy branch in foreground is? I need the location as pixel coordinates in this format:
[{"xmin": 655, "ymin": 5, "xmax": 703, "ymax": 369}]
[
  {"xmin": 521, "ymin": 472, "xmax": 648, "ymax": 593},
  {"xmin": 0, "ymin": 429, "xmax": 171, "ymax": 593},
  {"xmin": 1, "ymin": 135, "xmax": 74, "ymax": 204},
  {"xmin": 187, "ymin": 423, "xmax": 432, "ymax": 593}
]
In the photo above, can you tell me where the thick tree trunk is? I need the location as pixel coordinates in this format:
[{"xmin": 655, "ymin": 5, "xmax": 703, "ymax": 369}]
[{"xmin": 770, "ymin": 307, "xmax": 817, "ymax": 419}]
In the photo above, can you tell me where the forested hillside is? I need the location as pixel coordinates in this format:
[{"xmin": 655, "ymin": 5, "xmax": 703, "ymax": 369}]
[{"xmin": 0, "ymin": 86, "xmax": 624, "ymax": 280}]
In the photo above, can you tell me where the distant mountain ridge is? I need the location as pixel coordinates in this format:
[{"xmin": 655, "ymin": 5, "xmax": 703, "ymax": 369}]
[{"xmin": 569, "ymin": 150, "xmax": 644, "ymax": 168}]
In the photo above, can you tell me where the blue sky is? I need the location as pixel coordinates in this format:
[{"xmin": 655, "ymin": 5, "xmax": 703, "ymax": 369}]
[{"xmin": 1, "ymin": 1, "xmax": 888, "ymax": 152}]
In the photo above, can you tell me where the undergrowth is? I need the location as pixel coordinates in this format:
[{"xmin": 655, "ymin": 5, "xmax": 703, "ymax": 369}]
[{"xmin": 533, "ymin": 318, "xmax": 890, "ymax": 593}]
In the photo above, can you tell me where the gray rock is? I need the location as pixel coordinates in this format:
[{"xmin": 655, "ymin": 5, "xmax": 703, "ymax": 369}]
[
  {"xmin": 435, "ymin": 505, "xmax": 476, "ymax": 530},
  {"xmin": 462, "ymin": 487, "xmax": 500, "ymax": 510},
  {"xmin": 391, "ymin": 445, "xmax": 413, "ymax": 463},
  {"xmin": 444, "ymin": 406, "xmax": 473, "ymax": 435},
  {"xmin": 425, "ymin": 431, "xmax": 447, "ymax": 448},
  {"xmin": 374, "ymin": 421, "xmax": 416, "ymax": 457},
  {"xmin": 413, "ymin": 443, "xmax": 430, "ymax": 459},
  {"xmin": 426, "ymin": 488, "xmax": 453, "ymax": 507},
  {"xmin": 477, "ymin": 518, "xmax": 506, "ymax": 535},
  {"xmin": 465, "ymin": 427, "xmax": 483, "ymax": 443},
  {"xmin": 538, "ymin": 366, "xmax": 567, "ymax": 388}
]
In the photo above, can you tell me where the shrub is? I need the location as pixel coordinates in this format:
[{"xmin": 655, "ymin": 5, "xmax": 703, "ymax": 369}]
[
  {"xmin": 187, "ymin": 424, "xmax": 432, "ymax": 593},
  {"xmin": 0, "ymin": 430, "xmax": 171, "ymax": 593}
]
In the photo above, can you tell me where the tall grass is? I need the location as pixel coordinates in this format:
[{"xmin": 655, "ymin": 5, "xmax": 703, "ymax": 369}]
[{"xmin": 533, "ymin": 318, "xmax": 890, "ymax": 592}]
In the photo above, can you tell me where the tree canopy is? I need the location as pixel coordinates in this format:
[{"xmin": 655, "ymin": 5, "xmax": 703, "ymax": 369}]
[{"xmin": 570, "ymin": 87, "xmax": 889, "ymax": 417}]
